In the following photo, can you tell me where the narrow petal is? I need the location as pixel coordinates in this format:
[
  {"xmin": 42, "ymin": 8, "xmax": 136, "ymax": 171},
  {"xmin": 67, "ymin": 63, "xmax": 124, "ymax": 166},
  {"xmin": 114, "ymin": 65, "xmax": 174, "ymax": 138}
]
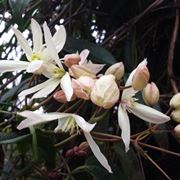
[
  {"xmin": 79, "ymin": 49, "xmax": 90, "ymax": 65},
  {"xmin": 118, "ymin": 104, "xmax": 130, "ymax": 152},
  {"xmin": 18, "ymin": 78, "xmax": 54, "ymax": 97},
  {"xmin": 84, "ymin": 132, "xmax": 112, "ymax": 173},
  {"xmin": 32, "ymin": 78, "xmax": 60, "ymax": 99},
  {"xmin": 53, "ymin": 25, "xmax": 66, "ymax": 53},
  {"xmin": 43, "ymin": 22, "xmax": 62, "ymax": 67},
  {"xmin": 60, "ymin": 72, "xmax": 73, "ymax": 101},
  {"xmin": 130, "ymin": 102, "xmax": 170, "ymax": 124},
  {"xmin": 31, "ymin": 19, "xmax": 43, "ymax": 52},
  {"xmin": 12, "ymin": 27, "xmax": 32, "ymax": 58},
  {"xmin": 0, "ymin": 60, "xmax": 29, "ymax": 73},
  {"xmin": 26, "ymin": 60, "xmax": 43, "ymax": 73},
  {"xmin": 84, "ymin": 63, "xmax": 105, "ymax": 74},
  {"xmin": 17, "ymin": 111, "xmax": 95, "ymax": 132}
]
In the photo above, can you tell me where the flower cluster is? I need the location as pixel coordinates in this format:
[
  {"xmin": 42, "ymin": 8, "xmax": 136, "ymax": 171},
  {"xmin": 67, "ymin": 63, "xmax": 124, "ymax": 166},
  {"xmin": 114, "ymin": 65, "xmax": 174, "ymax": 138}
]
[{"xmin": 0, "ymin": 19, "xmax": 171, "ymax": 173}]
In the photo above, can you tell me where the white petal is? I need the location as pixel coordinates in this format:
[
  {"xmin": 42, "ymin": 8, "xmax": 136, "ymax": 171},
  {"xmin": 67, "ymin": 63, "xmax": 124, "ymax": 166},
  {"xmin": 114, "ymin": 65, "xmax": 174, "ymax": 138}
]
[
  {"xmin": 122, "ymin": 59, "xmax": 147, "ymax": 99},
  {"xmin": 84, "ymin": 63, "xmax": 105, "ymax": 74},
  {"xmin": 130, "ymin": 102, "xmax": 170, "ymax": 124},
  {"xmin": 31, "ymin": 19, "xmax": 43, "ymax": 52},
  {"xmin": 32, "ymin": 78, "xmax": 60, "ymax": 99},
  {"xmin": 26, "ymin": 60, "xmax": 43, "ymax": 73},
  {"xmin": 17, "ymin": 111, "xmax": 96, "ymax": 132},
  {"xmin": 12, "ymin": 27, "xmax": 32, "ymax": 58},
  {"xmin": 53, "ymin": 25, "xmax": 66, "ymax": 53},
  {"xmin": 0, "ymin": 60, "xmax": 29, "ymax": 73},
  {"xmin": 60, "ymin": 72, "xmax": 73, "ymax": 101},
  {"xmin": 84, "ymin": 132, "xmax": 112, "ymax": 173},
  {"xmin": 79, "ymin": 49, "xmax": 90, "ymax": 65},
  {"xmin": 43, "ymin": 22, "xmax": 62, "ymax": 67},
  {"xmin": 18, "ymin": 78, "xmax": 54, "ymax": 97},
  {"xmin": 54, "ymin": 118, "xmax": 67, "ymax": 133},
  {"xmin": 118, "ymin": 104, "xmax": 130, "ymax": 152}
]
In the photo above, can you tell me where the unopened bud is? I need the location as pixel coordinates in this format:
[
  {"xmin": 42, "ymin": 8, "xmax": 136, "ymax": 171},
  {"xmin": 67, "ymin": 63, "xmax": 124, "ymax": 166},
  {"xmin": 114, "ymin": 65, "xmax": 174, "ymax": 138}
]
[
  {"xmin": 91, "ymin": 75, "xmax": 120, "ymax": 109},
  {"xmin": 79, "ymin": 141, "xmax": 89, "ymax": 152},
  {"xmin": 174, "ymin": 124, "xmax": 180, "ymax": 138},
  {"xmin": 64, "ymin": 54, "xmax": 81, "ymax": 68},
  {"xmin": 53, "ymin": 90, "xmax": 76, "ymax": 103},
  {"xmin": 72, "ymin": 76, "xmax": 95, "ymax": 100},
  {"xmin": 170, "ymin": 93, "xmax": 180, "ymax": 109},
  {"xmin": 105, "ymin": 62, "xmax": 124, "ymax": 80},
  {"xmin": 142, "ymin": 82, "xmax": 159, "ymax": 105},
  {"xmin": 171, "ymin": 109, "xmax": 180, "ymax": 122},
  {"xmin": 70, "ymin": 65, "xmax": 96, "ymax": 79},
  {"xmin": 132, "ymin": 65, "xmax": 150, "ymax": 91}
]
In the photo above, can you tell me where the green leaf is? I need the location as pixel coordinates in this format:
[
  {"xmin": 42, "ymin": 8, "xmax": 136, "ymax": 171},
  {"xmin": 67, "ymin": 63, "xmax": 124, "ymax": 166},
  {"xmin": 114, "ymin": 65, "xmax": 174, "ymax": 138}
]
[
  {"xmin": 9, "ymin": 0, "xmax": 30, "ymax": 29},
  {"xmin": 64, "ymin": 37, "xmax": 117, "ymax": 65},
  {"xmin": 72, "ymin": 156, "xmax": 125, "ymax": 180},
  {"xmin": 113, "ymin": 143, "xmax": 145, "ymax": 180},
  {"xmin": 0, "ymin": 132, "xmax": 31, "ymax": 144}
]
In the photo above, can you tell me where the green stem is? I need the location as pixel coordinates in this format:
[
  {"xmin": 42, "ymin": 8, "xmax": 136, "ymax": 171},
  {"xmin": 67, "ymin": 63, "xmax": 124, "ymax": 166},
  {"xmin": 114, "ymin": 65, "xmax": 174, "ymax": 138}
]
[{"xmin": 29, "ymin": 126, "xmax": 38, "ymax": 161}]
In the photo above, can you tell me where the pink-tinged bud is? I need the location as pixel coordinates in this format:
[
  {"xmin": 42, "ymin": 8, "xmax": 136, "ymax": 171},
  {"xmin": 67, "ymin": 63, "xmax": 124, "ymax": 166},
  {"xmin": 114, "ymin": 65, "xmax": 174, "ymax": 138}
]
[
  {"xmin": 91, "ymin": 75, "xmax": 120, "ymax": 109},
  {"xmin": 142, "ymin": 82, "xmax": 159, "ymax": 105},
  {"xmin": 174, "ymin": 124, "xmax": 180, "ymax": 138},
  {"xmin": 53, "ymin": 90, "xmax": 76, "ymax": 103},
  {"xmin": 105, "ymin": 62, "xmax": 124, "ymax": 80},
  {"xmin": 79, "ymin": 141, "xmax": 89, "ymax": 152},
  {"xmin": 132, "ymin": 65, "xmax": 150, "ymax": 91},
  {"xmin": 170, "ymin": 93, "xmax": 180, "ymax": 109},
  {"xmin": 70, "ymin": 65, "xmax": 96, "ymax": 79},
  {"xmin": 171, "ymin": 109, "xmax": 180, "ymax": 122},
  {"xmin": 64, "ymin": 54, "xmax": 81, "ymax": 68},
  {"xmin": 72, "ymin": 76, "xmax": 95, "ymax": 100}
]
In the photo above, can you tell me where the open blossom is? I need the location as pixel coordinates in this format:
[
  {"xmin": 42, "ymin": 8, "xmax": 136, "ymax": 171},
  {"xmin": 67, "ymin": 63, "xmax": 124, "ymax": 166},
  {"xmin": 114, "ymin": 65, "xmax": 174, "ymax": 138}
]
[
  {"xmin": 17, "ymin": 111, "xmax": 112, "ymax": 173},
  {"xmin": 91, "ymin": 75, "xmax": 120, "ymax": 109},
  {"xmin": 0, "ymin": 19, "xmax": 66, "ymax": 76},
  {"xmin": 118, "ymin": 59, "xmax": 170, "ymax": 152}
]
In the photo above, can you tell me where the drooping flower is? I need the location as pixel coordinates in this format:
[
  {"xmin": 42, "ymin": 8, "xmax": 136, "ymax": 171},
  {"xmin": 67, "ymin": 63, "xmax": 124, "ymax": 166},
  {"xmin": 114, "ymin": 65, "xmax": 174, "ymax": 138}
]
[
  {"xmin": 0, "ymin": 19, "xmax": 66, "ymax": 76},
  {"xmin": 17, "ymin": 111, "xmax": 112, "ymax": 173},
  {"xmin": 118, "ymin": 59, "xmax": 170, "ymax": 152},
  {"xmin": 91, "ymin": 75, "xmax": 120, "ymax": 109}
]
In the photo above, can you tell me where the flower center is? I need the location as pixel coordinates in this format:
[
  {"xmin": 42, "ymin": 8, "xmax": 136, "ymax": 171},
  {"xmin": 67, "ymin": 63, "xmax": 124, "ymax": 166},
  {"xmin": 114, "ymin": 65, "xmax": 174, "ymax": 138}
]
[
  {"xmin": 31, "ymin": 53, "xmax": 41, "ymax": 61},
  {"xmin": 61, "ymin": 117, "xmax": 79, "ymax": 134},
  {"xmin": 52, "ymin": 67, "xmax": 65, "ymax": 79}
]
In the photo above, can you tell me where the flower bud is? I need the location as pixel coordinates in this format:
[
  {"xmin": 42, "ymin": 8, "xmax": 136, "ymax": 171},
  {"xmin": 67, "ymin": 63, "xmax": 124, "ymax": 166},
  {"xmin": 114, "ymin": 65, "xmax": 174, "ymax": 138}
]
[
  {"xmin": 174, "ymin": 124, "xmax": 180, "ymax": 138},
  {"xmin": 72, "ymin": 76, "xmax": 95, "ymax": 100},
  {"xmin": 70, "ymin": 65, "xmax": 96, "ymax": 79},
  {"xmin": 53, "ymin": 90, "xmax": 76, "ymax": 103},
  {"xmin": 171, "ymin": 109, "xmax": 180, "ymax": 122},
  {"xmin": 169, "ymin": 93, "xmax": 180, "ymax": 109},
  {"xmin": 91, "ymin": 75, "xmax": 120, "ymax": 109},
  {"xmin": 132, "ymin": 65, "xmax": 150, "ymax": 91},
  {"xmin": 79, "ymin": 141, "xmax": 89, "ymax": 152},
  {"xmin": 142, "ymin": 82, "xmax": 159, "ymax": 105},
  {"xmin": 64, "ymin": 54, "xmax": 81, "ymax": 68},
  {"xmin": 105, "ymin": 62, "xmax": 124, "ymax": 80}
]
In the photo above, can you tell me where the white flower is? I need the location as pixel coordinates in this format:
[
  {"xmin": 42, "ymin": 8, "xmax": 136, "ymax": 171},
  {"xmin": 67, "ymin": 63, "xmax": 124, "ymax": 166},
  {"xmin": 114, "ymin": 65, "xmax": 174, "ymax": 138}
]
[
  {"xmin": 17, "ymin": 111, "xmax": 112, "ymax": 173},
  {"xmin": 0, "ymin": 19, "xmax": 66, "ymax": 76},
  {"xmin": 118, "ymin": 59, "xmax": 170, "ymax": 152}
]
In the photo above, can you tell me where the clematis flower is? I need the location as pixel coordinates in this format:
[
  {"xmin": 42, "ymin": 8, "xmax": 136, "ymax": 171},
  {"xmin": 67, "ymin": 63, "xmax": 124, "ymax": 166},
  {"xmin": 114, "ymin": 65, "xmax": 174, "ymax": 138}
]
[
  {"xmin": 17, "ymin": 111, "xmax": 112, "ymax": 173},
  {"xmin": 69, "ymin": 49, "xmax": 105, "ymax": 78},
  {"xmin": 118, "ymin": 59, "xmax": 170, "ymax": 152},
  {"xmin": 0, "ymin": 19, "xmax": 66, "ymax": 76}
]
